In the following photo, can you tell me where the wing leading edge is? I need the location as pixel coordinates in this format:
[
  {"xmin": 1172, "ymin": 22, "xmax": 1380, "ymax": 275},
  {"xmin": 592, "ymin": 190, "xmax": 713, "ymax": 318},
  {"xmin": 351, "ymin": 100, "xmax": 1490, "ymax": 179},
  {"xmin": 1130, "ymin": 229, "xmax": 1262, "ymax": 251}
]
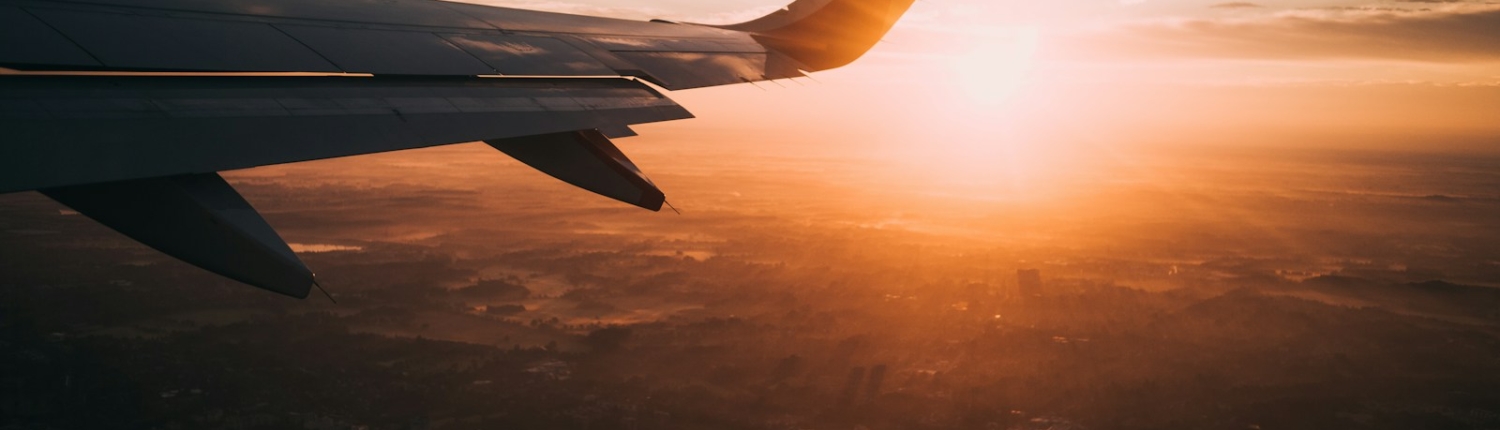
[{"xmin": 0, "ymin": 0, "xmax": 915, "ymax": 297}]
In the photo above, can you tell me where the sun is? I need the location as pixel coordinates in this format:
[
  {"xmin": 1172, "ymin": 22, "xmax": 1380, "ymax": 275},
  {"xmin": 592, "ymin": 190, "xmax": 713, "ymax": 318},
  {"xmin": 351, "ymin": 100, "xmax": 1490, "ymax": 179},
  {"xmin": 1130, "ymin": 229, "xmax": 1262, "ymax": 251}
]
[
  {"xmin": 864, "ymin": 26, "xmax": 1066, "ymax": 202},
  {"xmin": 948, "ymin": 26, "xmax": 1041, "ymax": 107}
]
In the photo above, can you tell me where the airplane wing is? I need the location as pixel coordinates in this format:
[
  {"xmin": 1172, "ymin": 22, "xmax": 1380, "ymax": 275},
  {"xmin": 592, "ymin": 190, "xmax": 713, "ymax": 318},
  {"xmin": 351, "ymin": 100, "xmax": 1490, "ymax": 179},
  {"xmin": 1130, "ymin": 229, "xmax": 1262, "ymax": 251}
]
[{"xmin": 0, "ymin": 0, "xmax": 916, "ymax": 298}]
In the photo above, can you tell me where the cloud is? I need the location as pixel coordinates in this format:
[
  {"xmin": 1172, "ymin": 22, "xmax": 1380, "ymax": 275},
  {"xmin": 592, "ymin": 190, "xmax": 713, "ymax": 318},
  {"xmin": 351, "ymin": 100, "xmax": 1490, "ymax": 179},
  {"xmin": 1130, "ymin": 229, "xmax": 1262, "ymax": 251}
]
[
  {"xmin": 1210, "ymin": 2, "xmax": 1263, "ymax": 9},
  {"xmin": 1067, "ymin": 5, "xmax": 1500, "ymax": 62}
]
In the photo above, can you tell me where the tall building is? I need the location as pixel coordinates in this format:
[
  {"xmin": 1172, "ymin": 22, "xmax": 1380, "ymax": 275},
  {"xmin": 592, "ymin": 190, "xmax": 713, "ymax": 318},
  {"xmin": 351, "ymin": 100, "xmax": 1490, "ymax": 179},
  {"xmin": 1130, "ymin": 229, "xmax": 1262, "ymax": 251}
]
[
  {"xmin": 837, "ymin": 367, "xmax": 866, "ymax": 408},
  {"xmin": 864, "ymin": 365, "xmax": 887, "ymax": 402}
]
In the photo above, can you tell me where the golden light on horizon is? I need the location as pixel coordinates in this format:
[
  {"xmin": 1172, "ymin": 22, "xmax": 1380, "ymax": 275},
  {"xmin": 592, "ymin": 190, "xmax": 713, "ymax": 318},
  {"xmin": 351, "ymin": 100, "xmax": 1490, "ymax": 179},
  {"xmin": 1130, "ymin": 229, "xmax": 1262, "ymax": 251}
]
[{"xmin": 632, "ymin": 0, "xmax": 1500, "ymax": 212}]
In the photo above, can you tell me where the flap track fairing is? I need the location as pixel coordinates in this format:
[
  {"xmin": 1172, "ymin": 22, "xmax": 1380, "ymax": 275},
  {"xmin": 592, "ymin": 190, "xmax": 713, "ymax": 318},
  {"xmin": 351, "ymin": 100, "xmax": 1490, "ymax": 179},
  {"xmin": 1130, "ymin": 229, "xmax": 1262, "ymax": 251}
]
[
  {"xmin": 41, "ymin": 173, "xmax": 314, "ymax": 298},
  {"xmin": 486, "ymin": 130, "xmax": 665, "ymax": 211}
]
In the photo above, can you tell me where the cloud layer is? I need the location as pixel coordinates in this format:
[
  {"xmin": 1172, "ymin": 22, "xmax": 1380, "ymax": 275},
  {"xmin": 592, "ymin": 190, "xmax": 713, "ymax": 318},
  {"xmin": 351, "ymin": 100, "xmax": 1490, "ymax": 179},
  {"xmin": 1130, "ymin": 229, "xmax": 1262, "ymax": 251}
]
[{"xmin": 1075, "ymin": 5, "xmax": 1500, "ymax": 62}]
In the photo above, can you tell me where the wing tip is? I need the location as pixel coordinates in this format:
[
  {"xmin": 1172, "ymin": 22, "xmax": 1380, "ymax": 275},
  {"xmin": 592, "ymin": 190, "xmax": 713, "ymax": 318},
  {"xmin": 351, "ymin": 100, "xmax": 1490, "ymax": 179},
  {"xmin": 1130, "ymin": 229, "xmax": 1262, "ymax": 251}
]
[{"xmin": 712, "ymin": 0, "xmax": 918, "ymax": 71}]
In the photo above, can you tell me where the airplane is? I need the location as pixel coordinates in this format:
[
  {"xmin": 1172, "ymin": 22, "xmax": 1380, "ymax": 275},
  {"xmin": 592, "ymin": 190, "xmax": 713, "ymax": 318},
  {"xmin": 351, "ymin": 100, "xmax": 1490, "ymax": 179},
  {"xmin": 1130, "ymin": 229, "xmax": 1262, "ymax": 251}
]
[{"xmin": 0, "ymin": 0, "xmax": 915, "ymax": 298}]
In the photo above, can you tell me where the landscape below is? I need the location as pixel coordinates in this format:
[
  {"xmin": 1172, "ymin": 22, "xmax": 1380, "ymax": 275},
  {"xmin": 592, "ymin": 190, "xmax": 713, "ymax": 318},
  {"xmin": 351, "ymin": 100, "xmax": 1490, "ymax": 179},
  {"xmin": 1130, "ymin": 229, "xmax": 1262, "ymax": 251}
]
[{"xmin": 3, "ymin": 136, "xmax": 1499, "ymax": 430}]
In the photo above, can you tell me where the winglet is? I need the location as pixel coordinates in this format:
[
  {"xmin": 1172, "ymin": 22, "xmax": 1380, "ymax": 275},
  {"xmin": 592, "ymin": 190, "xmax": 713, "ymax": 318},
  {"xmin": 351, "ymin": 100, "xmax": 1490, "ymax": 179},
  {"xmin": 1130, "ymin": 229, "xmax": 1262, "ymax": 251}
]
[{"xmin": 711, "ymin": 0, "xmax": 917, "ymax": 71}]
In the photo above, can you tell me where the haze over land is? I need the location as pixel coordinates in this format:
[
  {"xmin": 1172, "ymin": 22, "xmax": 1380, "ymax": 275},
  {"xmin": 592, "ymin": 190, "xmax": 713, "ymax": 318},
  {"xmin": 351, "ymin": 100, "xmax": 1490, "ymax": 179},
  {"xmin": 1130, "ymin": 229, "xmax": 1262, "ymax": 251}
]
[
  {"xmin": 5, "ymin": 134, "xmax": 1500, "ymax": 429},
  {"xmin": 4, "ymin": 0, "xmax": 1500, "ymax": 429}
]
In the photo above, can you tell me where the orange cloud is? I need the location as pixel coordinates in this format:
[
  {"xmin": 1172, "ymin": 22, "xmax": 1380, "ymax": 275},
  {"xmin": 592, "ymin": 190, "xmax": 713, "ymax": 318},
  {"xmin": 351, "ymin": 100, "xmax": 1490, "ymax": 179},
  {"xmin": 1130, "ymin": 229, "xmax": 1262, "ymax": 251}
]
[{"xmin": 1064, "ymin": 5, "xmax": 1500, "ymax": 62}]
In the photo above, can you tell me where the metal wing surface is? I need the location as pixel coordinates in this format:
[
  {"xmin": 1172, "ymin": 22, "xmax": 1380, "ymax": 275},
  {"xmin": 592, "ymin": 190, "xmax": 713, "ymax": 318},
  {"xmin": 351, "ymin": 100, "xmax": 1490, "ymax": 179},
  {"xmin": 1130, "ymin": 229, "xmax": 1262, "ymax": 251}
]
[
  {"xmin": 0, "ymin": 0, "xmax": 916, "ymax": 297},
  {"xmin": 0, "ymin": 0, "xmax": 912, "ymax": 89}
]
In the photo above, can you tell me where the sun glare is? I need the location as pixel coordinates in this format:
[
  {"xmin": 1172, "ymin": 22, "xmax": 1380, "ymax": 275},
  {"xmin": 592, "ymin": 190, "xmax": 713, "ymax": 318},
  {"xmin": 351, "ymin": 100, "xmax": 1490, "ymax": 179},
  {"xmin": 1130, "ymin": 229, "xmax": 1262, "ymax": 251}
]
[
  {"xmin": 948, "ymin": 26, "xmax": 1041, "ymax": 107},
  {"xmin": 864, "ymin": 26, "xmax": 1065, "ymax": 203}
]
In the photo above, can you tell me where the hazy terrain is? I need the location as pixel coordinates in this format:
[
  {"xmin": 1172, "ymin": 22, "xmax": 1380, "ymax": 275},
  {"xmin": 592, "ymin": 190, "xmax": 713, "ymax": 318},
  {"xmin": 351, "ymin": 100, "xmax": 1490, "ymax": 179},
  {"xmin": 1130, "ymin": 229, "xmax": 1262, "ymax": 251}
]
[{"xmin": 3, "ymin": 131, "xmax": 1500, "ymax": 430}]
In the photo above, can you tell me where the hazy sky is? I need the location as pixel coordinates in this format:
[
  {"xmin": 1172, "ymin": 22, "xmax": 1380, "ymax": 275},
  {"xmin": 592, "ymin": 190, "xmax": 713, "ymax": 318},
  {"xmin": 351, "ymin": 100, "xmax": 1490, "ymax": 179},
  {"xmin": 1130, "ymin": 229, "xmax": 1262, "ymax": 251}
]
[
  {"xmin": 448, "ymin": 0, "xmax": 1500, "ymax": 197},
  {"xmin": 457, "ymin": 0, "xmax": 1500, "ymax": 139}
]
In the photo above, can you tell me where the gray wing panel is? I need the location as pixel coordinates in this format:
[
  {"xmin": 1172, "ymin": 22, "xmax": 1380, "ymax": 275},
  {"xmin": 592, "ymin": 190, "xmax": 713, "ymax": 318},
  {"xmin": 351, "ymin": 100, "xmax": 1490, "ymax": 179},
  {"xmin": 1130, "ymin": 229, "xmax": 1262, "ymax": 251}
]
[
  {"xmin": 437, "ymin": 2, "xmax": 736, "ymax": 38},
  {"xmin": 0, "ymin": 6, "xmax": 99, "ymax": 67},
  {"xmin": 275, "ymin": 25, "xmax": 495, "ymax": 75},
  {"xmin": 28, "ymin": 0, "xmax": 496, "ymax": 29},
  {"xmin": 28, "ymin": 8, "xmax": 340, "ymax": 72},
  {"xmin": 441, "ymin": 34, "xmax": 616, "ymax": 76},
  {"xmin": 6, "ymin": 1, "xmax": 782, "ymax": 86},
  {"xmin": 1, "ymin": 0, "xmax": 838, "ymax": 89},
  {"xmin": 0, "ymin": 76, "xmax": 693, "ymax": 193},
  {"xmin": 585, "ymin": 35, "xmax": 764, "ymax": 53},
  {"xmin": 612, "ymin": 52, "xmax": 769, "ymax": 90}
]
